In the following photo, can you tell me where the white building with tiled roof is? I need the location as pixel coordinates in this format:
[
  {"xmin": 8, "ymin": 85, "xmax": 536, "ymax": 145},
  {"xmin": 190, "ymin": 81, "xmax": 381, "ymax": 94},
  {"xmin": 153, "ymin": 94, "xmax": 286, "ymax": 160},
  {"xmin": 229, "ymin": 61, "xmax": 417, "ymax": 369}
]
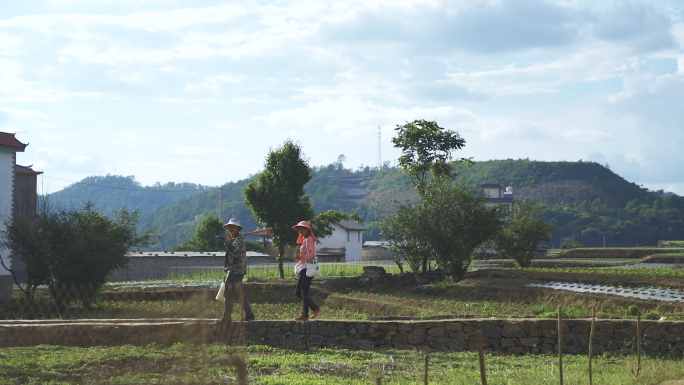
[
  {"xmin": 0, "ymin": 132, "xmax": 29, "ymax": 298},
  {"xmin": 317, "ymin": 220, "xmax": 367, "ymax": 262}
]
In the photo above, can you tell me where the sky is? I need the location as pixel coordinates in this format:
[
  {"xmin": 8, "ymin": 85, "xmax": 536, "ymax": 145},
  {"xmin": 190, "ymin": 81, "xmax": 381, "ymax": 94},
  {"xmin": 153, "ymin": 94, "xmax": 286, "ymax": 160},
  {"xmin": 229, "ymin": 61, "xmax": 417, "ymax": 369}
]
[{"xmin": 0, "ymin": 0, "xmax": 683, "ymax": 195}]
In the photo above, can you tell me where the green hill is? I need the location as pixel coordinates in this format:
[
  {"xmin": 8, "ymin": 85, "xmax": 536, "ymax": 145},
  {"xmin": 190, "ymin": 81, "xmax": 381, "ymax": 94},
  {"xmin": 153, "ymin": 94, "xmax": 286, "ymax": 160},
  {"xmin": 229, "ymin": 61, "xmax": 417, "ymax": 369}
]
[
  {"xmin": 47, "ymin": 160, "xmax": 684, "ymax": 251},
  {"xmin": 47, "ymin": 175, "xmax": 211, "ymax": 214}
]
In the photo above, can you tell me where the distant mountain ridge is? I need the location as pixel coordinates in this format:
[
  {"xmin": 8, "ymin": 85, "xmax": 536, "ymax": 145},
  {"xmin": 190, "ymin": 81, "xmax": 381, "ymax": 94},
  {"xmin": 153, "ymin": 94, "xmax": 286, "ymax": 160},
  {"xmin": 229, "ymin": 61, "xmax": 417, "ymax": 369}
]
[
  {"xmin": 47, "ymin": 174, "xmax": 212, "ymax": 214},
  {"xmin": 46, "ymin": 160, "xmax": 684, "ymax": 251}
]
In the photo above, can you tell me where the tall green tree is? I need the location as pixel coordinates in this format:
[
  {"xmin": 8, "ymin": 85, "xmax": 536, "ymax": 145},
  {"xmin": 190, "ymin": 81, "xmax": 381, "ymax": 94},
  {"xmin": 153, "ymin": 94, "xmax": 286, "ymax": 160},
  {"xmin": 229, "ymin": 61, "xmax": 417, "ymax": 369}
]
[
  {"xmin": 0, "ymin": 203, "xmax": 156, "ymax": 308},
  {"xmin": 392, "ymin": 119, "xmax": 470, "ymax": 195},
  {"xmin": 381, "ymin": 180, "xmax": 504, "ymax": 280},
  {"xmin": 389, "ymin": 119, "xmax": 473, "ymax": 271},
  {"xmin": 496, "ymin": 200, "xmax": 557, "ymax": 268},
  {"xmin": 171, "ymin": 215, "xmax": 224, "ymax": 252},
  {"xmin": 244, "ymin": 140, "xmax": 315, "ymax": 278}
]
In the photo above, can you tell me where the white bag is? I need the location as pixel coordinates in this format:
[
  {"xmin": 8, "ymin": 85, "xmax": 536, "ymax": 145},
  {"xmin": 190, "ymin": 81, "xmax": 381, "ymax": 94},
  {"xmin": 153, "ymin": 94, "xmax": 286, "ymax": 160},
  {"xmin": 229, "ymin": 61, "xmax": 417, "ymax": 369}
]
[
  {"xmin": 306, "ymin": 258, "xmax": 321, "ymax": 277},
  {"xmin": 215, "ymin": 281, "xmax": 226, "ymax": 302}
]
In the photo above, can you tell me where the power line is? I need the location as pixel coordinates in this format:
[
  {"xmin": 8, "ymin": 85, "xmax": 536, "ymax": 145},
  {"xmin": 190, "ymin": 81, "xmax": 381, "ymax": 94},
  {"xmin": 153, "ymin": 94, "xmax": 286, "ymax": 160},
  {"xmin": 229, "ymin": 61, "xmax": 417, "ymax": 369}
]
[{"xmin": 43, "ymin": 176, "xmax": 214, "ymax": 193}]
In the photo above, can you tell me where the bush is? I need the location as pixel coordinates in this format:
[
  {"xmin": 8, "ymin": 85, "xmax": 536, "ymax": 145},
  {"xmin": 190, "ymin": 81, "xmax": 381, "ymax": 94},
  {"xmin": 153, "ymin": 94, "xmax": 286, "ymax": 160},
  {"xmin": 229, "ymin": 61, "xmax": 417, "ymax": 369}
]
[
  {"xmin": 643, "ymin": 311, "xmax": 661, "ymax": 320},
  {"xmin": 627, "ymin": 305, "xmax": 640, "ymax": 316},
  {"xmin": 1, "ymin": 203, "xmax": 156, "ymax": 308}
]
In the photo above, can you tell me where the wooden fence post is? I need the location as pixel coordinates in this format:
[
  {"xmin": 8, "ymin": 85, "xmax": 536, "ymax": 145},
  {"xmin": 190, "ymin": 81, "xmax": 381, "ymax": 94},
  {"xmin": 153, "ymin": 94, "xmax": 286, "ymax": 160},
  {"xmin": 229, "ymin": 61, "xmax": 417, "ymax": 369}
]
[
  {"xmin": 424, "ymin": 346, "xmax": 429, "ymax": 385},
  {"xmin": 589, "ymin": 307, "xmax": 596, "ymax": 385},
  {"xmin": 558, "ymin": 305, "xmax": 563, "ymax": 385},
  {"xmin": 217, "ymin": 355, "xmax": 247, "ymax": 385},
  {"xmin": 477, "ymin": 330, "xmax": 488, "ymax": 385},
  {"xmin": 637, "ymin": 311, "xmax": 641, "ymax": 379}
]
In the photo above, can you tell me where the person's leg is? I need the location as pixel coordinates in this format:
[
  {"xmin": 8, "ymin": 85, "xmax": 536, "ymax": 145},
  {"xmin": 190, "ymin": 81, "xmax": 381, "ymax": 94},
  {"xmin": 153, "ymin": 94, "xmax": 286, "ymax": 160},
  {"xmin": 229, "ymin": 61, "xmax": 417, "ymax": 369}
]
[
  {"xmin": 221, "ymin": 276, "xmax": 235, "ymax": 322},
  {"xmin": 222, "ymin": 274, "xmax": 242, "ymax": 322},
  {"xmin": 295, "ymin": 269, "xmax": 307, "ymax": 317},
  {"xmin": 301, "ymin": 274, "xmax": 317, "ymax": 314},
  {"xmin": 240, "ymin": 279, "xmax": 255, "ymax": 320}
]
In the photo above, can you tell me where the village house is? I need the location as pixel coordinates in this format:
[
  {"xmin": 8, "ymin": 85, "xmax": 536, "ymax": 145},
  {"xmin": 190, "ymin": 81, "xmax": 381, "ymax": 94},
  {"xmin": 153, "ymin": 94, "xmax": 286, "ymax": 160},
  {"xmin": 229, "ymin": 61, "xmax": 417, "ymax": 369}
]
[
  {"xmin": 481, "ymin": 183, "xmax": 514, "ymax": 212},
  {"xmin": 362, "ymin": 240, "xmax": 394, "ymax": 261},
  {"xmin": 0, "ymin": 132, "xmax": 41, "ymax": 298},
  {"xmin": 316, "ymin": 220, "xmax": 367, "ymax": 262}
]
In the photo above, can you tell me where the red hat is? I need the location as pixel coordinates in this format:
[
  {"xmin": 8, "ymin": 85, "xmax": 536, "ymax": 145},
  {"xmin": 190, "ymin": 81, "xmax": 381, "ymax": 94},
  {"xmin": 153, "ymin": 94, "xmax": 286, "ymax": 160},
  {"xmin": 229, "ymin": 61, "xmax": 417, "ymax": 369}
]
[{"xmin": 292, "ymin": 220, "xmax": 316, "ymax": 244}]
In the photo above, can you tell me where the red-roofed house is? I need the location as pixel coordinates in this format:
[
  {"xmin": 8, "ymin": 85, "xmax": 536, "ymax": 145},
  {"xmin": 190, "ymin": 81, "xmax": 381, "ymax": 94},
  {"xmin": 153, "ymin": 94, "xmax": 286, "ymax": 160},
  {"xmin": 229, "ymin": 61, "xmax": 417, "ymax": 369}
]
[{"xmin": 0, "ymin": 131, "xmax": 36, "ymax": 298}]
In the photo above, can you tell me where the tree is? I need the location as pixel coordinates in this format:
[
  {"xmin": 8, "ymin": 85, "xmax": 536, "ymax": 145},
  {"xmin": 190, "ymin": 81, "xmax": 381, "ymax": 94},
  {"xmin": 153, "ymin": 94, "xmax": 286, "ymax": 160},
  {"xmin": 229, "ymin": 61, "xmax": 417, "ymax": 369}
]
[
  {"xmin": 420, "ymin": 180, "xmax": 504, "ymax": 280},
  {"xmin": 381, "ymin": 180, "xmax": 504, "ymax": 280},
  {"xmin": 0, "ymin": 203, "xmax": 156, "ymax": 308},
  {"xmin": 380, "ymin": 202, "xmax": 431, "ymax": 273},
  {"xmin": 308, "ymin": 209, "xmax": 364, "ymax": 240},
  {"xmin": 392, "ymin": 119, "xmax": 470, "ymax": 194},
  {"xmin": 244, "ymin": 140, "xmax": 315, "ymax": 278},
  {"xmin": 172, "ymin": 215, "xmax": 224, "ymax": 252},
  {"xmin": 496, "ymin": 200, "xmax": 557, "ymax": 268}
]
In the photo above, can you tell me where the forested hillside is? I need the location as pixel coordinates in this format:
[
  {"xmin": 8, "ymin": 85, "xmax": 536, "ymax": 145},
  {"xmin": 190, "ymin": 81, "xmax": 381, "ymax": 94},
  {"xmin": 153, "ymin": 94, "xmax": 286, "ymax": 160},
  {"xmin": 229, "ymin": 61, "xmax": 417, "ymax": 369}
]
[
  {"xmin": 48, "ymin": 160, "xmax": 684, "ymax": 251},
  {"xmin": 47, "ymin": 175, "xmax": 211, "ymax": 213}
]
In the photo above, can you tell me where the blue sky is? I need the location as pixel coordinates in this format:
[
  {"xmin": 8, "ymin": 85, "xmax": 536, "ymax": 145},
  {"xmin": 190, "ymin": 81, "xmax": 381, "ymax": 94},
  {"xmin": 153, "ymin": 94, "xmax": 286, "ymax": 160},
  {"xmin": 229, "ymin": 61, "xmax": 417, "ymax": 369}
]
[{"xmin": 0, "ymin": 0, "xmax": 683, "ymax": 194}]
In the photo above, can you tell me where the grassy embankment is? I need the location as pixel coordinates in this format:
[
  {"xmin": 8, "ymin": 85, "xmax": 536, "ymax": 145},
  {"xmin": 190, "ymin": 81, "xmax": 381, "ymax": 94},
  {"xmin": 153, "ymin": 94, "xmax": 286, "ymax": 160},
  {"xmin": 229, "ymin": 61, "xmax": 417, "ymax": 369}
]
[{"xmin": 1, "ymin": 344, "xmax": 683, "ymax": 385}]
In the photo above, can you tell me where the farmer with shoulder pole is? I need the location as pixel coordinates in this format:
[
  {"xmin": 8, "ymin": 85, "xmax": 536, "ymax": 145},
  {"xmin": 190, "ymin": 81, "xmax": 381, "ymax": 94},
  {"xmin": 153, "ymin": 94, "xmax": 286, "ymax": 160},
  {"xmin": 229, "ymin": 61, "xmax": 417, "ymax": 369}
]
[{"xmin": 216, "ymin": 218, "xmax": 255, "ymax": 323}]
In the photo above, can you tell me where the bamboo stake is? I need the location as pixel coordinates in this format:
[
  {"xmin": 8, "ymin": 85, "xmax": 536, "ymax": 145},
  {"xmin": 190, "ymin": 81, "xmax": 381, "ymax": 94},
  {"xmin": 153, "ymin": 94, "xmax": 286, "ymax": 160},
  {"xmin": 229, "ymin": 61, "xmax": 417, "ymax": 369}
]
[
  {"xmin": 424, "ymin": 346, "xmax": 429, "ymax": 385},
  {"xmin": 589, "ymin": 307, "xmax": 596, "ymax": 385},
  {"xmin": 477, "ymin": 330, "xmax": 488, "ymax": 385},
  {"xmin": 558, "ymin": 305, "xmax": 564, "ymax": 385},
  {"xmin": 217, "ymin": 356, "xmax": 247, "ymax": 385},
  {"xmin": 636, "ymin": 311, "xmax": 641, "ymax": 379},
  {"xmin": 303, "ymin": 293, "xmax": 310, "ymax": 350}
]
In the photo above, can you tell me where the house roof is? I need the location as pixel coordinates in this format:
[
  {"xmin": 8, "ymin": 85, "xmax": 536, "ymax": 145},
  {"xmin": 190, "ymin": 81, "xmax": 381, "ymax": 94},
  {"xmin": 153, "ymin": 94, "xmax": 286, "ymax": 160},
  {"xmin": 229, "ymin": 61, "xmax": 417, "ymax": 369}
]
[
  {"xmin": 481, "ymin": 183, "xmax": 505, "ymax": 189},
  {"xmin": 16, "ymin": 164, "xmax": 43, "ymax": 175},
  {"xmin": 0, "ymin": 132, "xmax": 27, "ymax": 152},
  {"xmin": 337, "ymin": 220, "xmax": 367, "ymax": 231},
  {"xmin": 364, "ymin": 240, "xmax": 391, "ymax": 248}
]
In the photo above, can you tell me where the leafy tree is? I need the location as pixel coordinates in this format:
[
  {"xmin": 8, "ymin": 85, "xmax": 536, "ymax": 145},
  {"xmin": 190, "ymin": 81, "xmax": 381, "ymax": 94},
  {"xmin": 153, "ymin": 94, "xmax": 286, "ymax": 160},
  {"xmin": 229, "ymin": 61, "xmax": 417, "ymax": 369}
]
[
  {"xmin": 496, "ymin": 200, "xmax": 557, "ymax": 268},
  {"xmin": 381, "ymin": 180, "xmax": 503, "ymax": 280},
  {"xmin": 380, "ymin": 202, "xmax": 430, "ymax": 273},
  {"xmin": 392, "ymin": 119, "xmax": 470, "ymax": 194},
  {"xmin": 172, "ymin": 215, "xmax": 224, "ymax": 252},
  {"xmin": 0, "ymin": 203, "xmax": 156, "ymax": 308},
  {"xmin": 422, "ymin": 180, "xmax": 504, "ymax": 280},
  {"xmin": 244, "ymin": 140, "xmax": 315, "ymax": 278}
]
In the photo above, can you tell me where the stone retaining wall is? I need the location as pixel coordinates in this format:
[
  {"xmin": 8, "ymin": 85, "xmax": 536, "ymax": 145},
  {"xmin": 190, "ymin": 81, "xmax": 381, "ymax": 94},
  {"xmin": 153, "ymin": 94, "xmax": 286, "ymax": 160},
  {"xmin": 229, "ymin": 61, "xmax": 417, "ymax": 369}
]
[{"xmin": 2, "ymin": 319, "xmax": 682, "ymax": 356}]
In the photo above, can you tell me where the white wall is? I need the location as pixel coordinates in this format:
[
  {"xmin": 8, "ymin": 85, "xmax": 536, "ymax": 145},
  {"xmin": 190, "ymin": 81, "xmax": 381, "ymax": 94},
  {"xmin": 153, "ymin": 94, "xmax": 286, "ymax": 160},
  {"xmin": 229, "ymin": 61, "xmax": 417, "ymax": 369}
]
[
  {"xmin": 316, "ymin": 223, "xmax": 364, "ymax": 262},
  {"xmin": 0, "ymin": 150, "xmax": 14, "ymax": 293}
]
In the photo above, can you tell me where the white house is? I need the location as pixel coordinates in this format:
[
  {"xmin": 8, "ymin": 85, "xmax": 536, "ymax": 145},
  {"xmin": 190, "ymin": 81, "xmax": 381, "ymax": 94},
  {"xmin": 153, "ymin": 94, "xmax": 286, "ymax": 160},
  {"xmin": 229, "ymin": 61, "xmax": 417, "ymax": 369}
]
[
  {"xmin": 317, "ymin": 220, "xmax": 367, "ymax": 262},
  {"xmin": 481, "ymin": 183, "xmax": 514, "ymax": 212},
  {"xmin": 0, "ymin": 132, "xmax": 28, "ymax": 298}
]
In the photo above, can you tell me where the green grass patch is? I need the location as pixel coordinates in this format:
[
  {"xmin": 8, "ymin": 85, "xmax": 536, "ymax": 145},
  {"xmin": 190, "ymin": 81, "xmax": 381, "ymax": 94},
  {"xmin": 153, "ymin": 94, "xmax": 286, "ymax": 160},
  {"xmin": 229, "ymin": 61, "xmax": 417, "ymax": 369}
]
[{"xmin": 0, "ymin": 344, "xmax": 682, "ymax": 384}]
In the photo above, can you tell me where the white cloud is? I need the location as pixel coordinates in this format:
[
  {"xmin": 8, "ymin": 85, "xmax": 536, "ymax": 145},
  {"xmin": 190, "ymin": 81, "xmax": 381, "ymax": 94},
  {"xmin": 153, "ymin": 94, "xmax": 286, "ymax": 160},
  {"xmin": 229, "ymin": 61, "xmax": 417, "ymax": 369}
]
[
  {"xmin": 170, "ymin": 146, "xmax": 242, "ymax": 157},
  {"xmin": 0, "ymin": 107, "xmax": 48, "ymax": 118},
  {"xmin": 110, "ymin": 133, "xmax": 140, "ymax": 146}
]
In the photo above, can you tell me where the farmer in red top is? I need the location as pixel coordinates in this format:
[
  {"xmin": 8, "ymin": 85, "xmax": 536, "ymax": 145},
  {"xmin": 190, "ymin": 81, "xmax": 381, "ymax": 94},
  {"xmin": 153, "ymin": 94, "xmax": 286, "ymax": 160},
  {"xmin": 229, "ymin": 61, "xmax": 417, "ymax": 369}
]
[{"xmin": 292, "ymin": 221, "xmax": 321, "ymax": 321}]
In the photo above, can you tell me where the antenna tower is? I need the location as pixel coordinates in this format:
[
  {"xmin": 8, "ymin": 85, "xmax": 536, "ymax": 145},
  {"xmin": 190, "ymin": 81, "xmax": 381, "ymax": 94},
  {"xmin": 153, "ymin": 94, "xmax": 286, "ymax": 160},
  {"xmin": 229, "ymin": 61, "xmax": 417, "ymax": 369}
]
[{"xmin": 376, "ymin": 126, "xmax": 381, "ymax": 169}]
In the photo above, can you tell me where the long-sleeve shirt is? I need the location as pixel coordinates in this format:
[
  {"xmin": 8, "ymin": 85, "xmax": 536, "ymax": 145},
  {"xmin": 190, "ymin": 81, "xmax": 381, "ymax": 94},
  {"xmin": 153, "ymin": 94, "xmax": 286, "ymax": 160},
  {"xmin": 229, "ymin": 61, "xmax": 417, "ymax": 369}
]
[
  {"xmin": 220, "ymin": 234, "xmax": 247, "ymax": 275},
  {"xmin": 294, "ymin": 235, "xmax": 316, "ymax": 276}
]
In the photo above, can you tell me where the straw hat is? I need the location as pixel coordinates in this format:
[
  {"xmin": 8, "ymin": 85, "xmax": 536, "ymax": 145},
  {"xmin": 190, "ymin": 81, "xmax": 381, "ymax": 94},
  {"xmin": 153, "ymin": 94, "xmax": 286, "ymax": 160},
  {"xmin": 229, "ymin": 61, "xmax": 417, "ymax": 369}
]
[
  {"xmin": 223, "ymin": 218, "xmax": 243, "ymax": 230},
  {"xmin": 292, "ymin": 220, "xmax": 316, "ymax": 244}
]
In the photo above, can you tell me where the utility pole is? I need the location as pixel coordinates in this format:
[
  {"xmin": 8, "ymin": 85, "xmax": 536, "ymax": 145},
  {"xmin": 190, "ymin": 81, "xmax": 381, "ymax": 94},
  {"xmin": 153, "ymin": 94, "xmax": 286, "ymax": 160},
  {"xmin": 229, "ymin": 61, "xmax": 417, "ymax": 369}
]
[
  {"xmin": 376, "ymin": 126, "xmax": 381, "ymax": 169},
  {"xmin": 218, "ymin": 186, "xmax": 223, "ymax": 222}
]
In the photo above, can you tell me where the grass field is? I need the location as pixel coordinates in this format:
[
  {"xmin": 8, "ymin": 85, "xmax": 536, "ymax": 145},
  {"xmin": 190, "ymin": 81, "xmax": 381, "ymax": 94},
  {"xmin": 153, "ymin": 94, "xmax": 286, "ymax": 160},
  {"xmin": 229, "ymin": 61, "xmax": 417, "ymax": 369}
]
[
  {"xmin": 1, "ymin": 344, "xmax": 683, "ymax": 385},
  {"xmin": 4, "ymin": 258, "xmax": 684, "ymax": 384}
]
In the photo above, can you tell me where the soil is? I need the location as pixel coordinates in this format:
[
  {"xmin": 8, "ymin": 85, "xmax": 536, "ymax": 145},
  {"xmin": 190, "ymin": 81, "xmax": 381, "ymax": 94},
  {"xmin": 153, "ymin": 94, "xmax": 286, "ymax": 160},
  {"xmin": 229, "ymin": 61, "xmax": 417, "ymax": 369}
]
[{"xmin": 556, "ymin": 248, "xmax": 681, "ymax": 259}]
